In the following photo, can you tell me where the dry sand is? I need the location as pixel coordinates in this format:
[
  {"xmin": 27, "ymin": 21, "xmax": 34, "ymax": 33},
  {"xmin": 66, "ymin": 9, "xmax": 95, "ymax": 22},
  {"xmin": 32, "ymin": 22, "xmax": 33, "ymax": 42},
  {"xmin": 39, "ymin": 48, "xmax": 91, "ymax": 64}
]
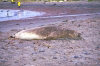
[{"xmin": 0, "ymin": 2, "xmax": 100, "ymax": 66}]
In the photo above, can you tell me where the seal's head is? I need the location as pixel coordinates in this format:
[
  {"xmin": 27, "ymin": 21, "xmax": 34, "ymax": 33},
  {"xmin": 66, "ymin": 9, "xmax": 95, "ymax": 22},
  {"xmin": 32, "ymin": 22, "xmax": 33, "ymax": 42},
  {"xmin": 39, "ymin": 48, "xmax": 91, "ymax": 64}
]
[{"xmin": 14, "ymin": 30, "xmax": 46, "ymax": 40}]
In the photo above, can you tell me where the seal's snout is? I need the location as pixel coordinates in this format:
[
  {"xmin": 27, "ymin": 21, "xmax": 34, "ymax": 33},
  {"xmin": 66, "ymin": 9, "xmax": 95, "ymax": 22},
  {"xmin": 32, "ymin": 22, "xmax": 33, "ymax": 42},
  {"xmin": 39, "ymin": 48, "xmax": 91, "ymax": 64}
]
[{"xmin": 9, "ymin": 35, "xmax": 15, "ymax": 39}]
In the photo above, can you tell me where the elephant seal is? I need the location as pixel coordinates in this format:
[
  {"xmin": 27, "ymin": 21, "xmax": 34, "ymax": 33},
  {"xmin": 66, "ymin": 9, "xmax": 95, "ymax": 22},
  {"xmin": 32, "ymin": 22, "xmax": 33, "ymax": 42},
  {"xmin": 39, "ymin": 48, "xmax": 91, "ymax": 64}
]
[{"xmin": 14, "ymin": 26, "xmax": 81, "ymax": 40}]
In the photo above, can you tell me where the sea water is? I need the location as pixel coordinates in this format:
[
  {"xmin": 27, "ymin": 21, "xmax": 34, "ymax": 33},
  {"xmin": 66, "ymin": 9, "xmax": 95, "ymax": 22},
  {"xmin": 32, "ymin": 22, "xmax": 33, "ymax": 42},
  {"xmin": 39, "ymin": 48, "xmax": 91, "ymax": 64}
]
[{"xmin": 0, "ymin": 9, "xmax": 45, "ymax": 22}]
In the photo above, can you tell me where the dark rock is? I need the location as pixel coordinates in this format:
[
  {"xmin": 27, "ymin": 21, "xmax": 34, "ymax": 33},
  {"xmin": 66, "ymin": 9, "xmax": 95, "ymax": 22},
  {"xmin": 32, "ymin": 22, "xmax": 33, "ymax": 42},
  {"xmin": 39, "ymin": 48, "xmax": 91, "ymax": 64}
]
[
  {"xmin": 83, "ymin": 51, "xmax": 90, "ymax": 55},
  {"xmin": 63, "ymin": 20, "xmax": 68, "ymax": 22},
  {"xmin": 78, "ymin": 24, "xmax": 81, "ymax": 27},
  {"xmin": 53, "ymin": 57, "xmax": 57, "ymax": 59},
  {"xmin": 33, "ymin": 59, "xmax": 36, "ymax": 61},
  {"xmin": 16, "ymin": 24, "xmax": 20, "ymax": 25},
  {"xmin": 95, "ymin": 46, "xmax": 100, "ymax": 50},
  {"xmin": 73, "ymin": 56, "xmax": 79, "ymax": 58},
  {"xmin": 72, "ymin": 21, "xmax": 75, "ymax": 24},
  {"xmin": 0, "ymin": 60, "xmax": 7, "ymax": 63}
]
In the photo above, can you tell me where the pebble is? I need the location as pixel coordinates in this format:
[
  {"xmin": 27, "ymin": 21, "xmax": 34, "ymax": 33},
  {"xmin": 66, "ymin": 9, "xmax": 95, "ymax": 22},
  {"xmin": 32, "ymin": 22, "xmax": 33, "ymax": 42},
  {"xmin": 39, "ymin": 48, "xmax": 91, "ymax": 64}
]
[
  {"xmin": 39, "ymin": 48, "xmax": 45, "ymax": 52},
  {"xmin": 33, "ymin": 59, "xmax": 36, "ymax": 61},
  {"xmin": 31, "ymin": 52, "xmax": 37, "ymax": 55},
  {"xmin": 99, "ymin": 32, "xmax": 100, "ymax": 34},
  {"xmin": 83, "ymin": 51, "xmax": 90, "ymax": 55},
  {"xmin": 53, "ymin": 57, "xmax": 57, "ymax": 59},
  {"xmin": 73, "ymin": 56, "xmax": 79, "ymax": 59},
  {"xmin": 43, "ymin": 44, "xmax": 51, "ymax": 48},
  {"xmin": 95, "ymin": 46, "xmax": 100, "ymax": 50},
  {"xmin": 29, "ymin": 23, "xmax": 33, "ymax": 24},
  {"xmin": 1, "ymin": 47, "xmax": 7, "ymax": 50},
  {"xmin": 72, "ymin": 21, "xmax": 75, "ymax": 24},
  {"xmin": 16, "ymin": 24, "xmax": 20, "ymax": 25},
  {"xmin": 0, "ymin": 60, "xmax": 7, "ymax": 63},
  {"xmin": 39, "ymin": 57, "xmax": 46, "ymax": 60},
  {"xmin": 14, "ymin": 61, "xmax": 19, "ymax": 63},
  {"xmin": 63, "ymin": 20, "xmax": 68, "ymax": 22},
  {"xmin": 71, "ymin": 40, "xmax": 76, "ymax": 43},
  {"xmin": 78, "ymin": 24, "xmax": 81, "ymax": 27}
]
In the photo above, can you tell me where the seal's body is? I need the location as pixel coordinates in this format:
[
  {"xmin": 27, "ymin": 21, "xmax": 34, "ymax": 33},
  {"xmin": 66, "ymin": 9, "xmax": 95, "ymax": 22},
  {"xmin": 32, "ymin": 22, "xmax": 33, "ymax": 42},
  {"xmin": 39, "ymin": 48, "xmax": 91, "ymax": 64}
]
[{"xmin": 14, "ymin": 26, "xmax": 80, "ymax": 40}]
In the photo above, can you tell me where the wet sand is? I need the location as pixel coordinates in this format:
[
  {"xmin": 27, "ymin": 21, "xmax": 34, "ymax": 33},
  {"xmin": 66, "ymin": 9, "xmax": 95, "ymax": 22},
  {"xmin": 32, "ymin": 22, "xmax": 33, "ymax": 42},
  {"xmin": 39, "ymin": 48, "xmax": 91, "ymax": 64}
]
[{"xmin": 0, "ymin": 2, "xmax": 100, "ymax": 66}]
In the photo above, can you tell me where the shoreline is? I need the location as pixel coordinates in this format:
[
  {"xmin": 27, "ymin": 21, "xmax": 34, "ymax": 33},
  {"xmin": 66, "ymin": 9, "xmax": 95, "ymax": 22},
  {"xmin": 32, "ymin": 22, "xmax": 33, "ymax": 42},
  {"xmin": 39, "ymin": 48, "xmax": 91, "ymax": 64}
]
[{"xmin": 0, "ymin": 2, "xmax": 100, "ymax": 66}]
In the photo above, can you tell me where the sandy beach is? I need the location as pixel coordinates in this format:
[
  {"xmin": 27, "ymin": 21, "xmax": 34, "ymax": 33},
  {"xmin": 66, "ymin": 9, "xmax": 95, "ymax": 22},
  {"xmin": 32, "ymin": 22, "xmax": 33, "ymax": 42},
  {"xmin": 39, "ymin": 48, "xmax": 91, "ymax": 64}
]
[{"xmin": 0, "ymin": 1, "xmax": 100, "ymax": 66}]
